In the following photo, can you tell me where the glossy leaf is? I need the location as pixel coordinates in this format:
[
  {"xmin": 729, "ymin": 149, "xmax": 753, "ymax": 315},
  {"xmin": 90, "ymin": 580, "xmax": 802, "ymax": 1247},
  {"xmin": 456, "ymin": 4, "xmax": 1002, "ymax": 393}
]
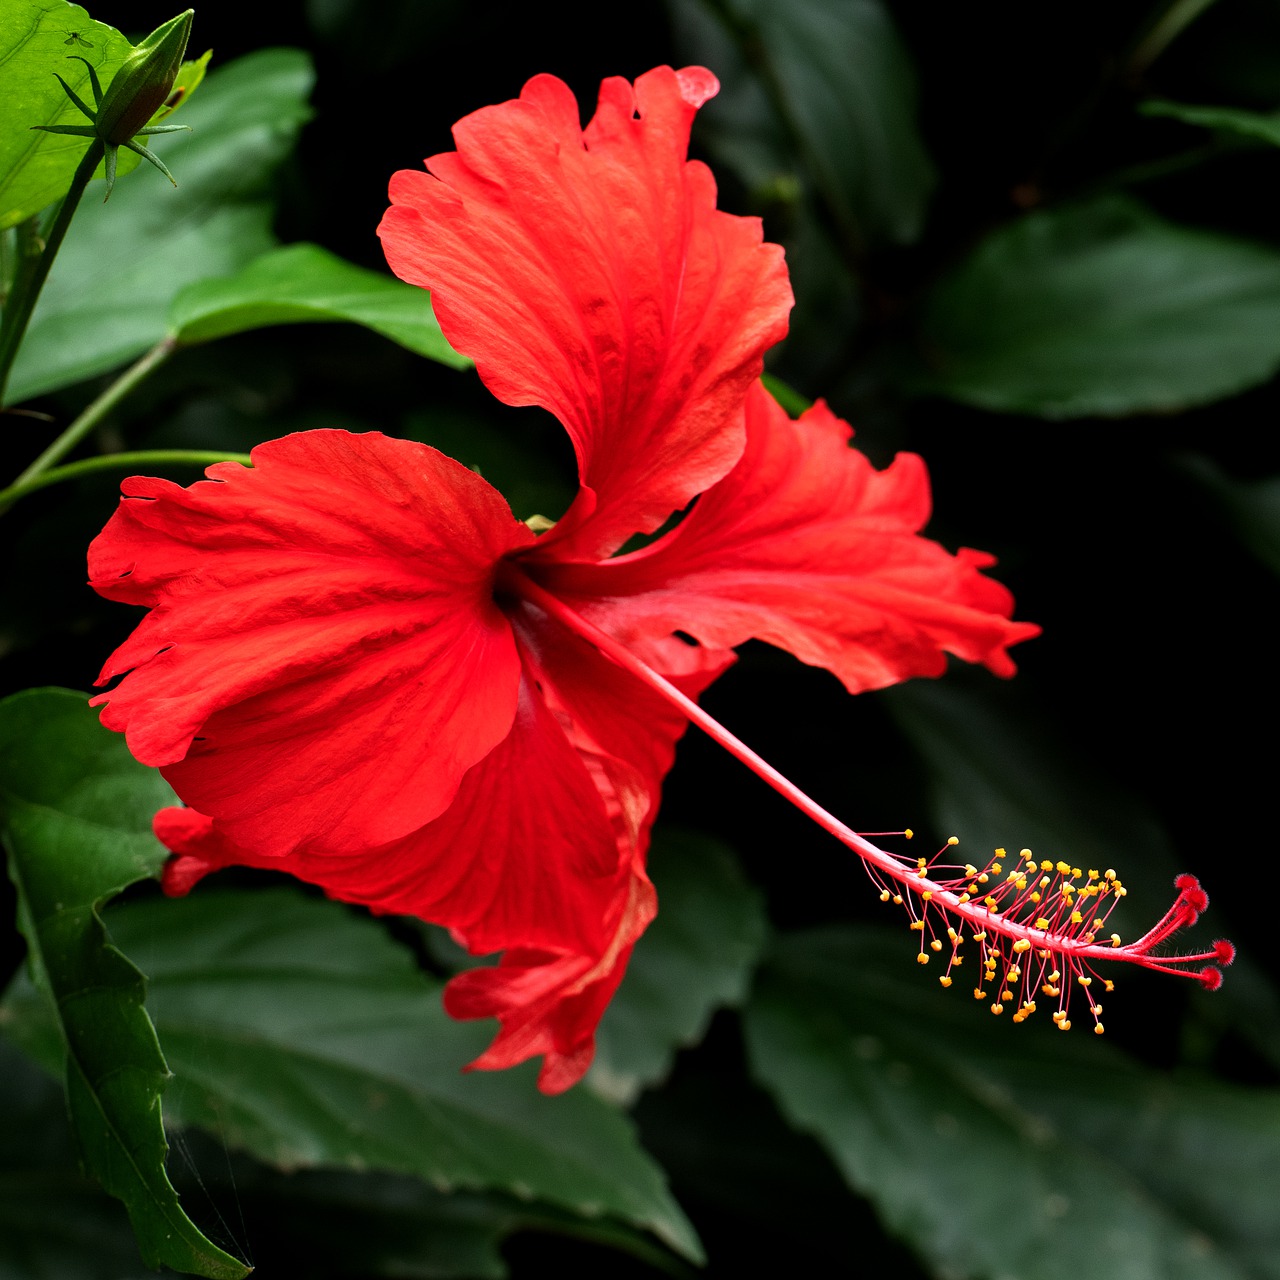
[
  {"xmin": 0, "ymin": 688, "xmax": 248, "ymax": 1278},
  {"xmin": 167, "ymin": 242, "xmax": 470, "ymax": 366},
  {"xmin": 7, "ymin": 47, "xmax": 314, "ymax": 403},
  {"xmin": 0, "ymin": 0, "xmax": 132, "ymax": 230},
  {"xmin": 1142, "ymin": 98, "xmax": 1280, "ymax": 145},
  {"xmin": 1184, "ymin": 455, "xmax": 1280, "ymax": 577},
  {"xmin": 3, "ymin": 886, "xmax": 703, "ymax": 1265},
  {"xmin": 746, "ymin": 927, "xmax": 1280, "ymax": 1280},
  {"xmin": 589, "ymin": 828, "xmax": 769, "ymax": 1104},
  {"xmin": 914, "ymin": 196, "xmax": 1280, "ymax": 418}
]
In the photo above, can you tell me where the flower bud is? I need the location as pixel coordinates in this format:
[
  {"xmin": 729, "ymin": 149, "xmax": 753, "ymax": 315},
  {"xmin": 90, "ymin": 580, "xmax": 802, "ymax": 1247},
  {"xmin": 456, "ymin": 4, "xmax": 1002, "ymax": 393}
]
[{"xmin": 96, "ymin": 10, "xmax": 193, "ymax": 145}]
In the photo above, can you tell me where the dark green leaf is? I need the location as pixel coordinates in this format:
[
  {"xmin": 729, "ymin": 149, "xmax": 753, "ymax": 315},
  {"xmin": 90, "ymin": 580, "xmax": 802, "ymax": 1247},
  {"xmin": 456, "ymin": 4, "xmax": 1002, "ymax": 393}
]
[
  {"xmin": 7, "ymin": 47, "xmax": 314, "ymax": 403},
  {"xmin": 675, "ymin": 0, "xmax": 934, "ymax": 247},
  {"xmin": 589, "ymin": 828, "xmax": 768, "ymax": 1104},
  {"xmin": 0, "ymin": 688, "xmax": 248, "ymax": 1279},
  {"xmin": 3, "ymin": 886, "xmax": 702, "ymax": 1264},
  {"xmin": 167, "ymin": 243, "xmax": 470, "ymax": 367},
  {"xmin": 1183, "ymin": 454, "xmax": 1280, "ymax": 577},
  {"xmin": 1142, "ymin": 97, "xmax": 1280, "ymax": 146},
  {"xmin": 0, "ymin": 0, "xmax": 133, "ymax": 230},
  {"xmin": 746, "ymin": 927, "xmax": 1280, "ymax": 1280},
  {"xmin": 0, "ymin": 1039, "xmax": 158, "ymax": 1280},
  {"xmin": 914, "ymin": 196, "xmax": 1280, "ymax": 418}
]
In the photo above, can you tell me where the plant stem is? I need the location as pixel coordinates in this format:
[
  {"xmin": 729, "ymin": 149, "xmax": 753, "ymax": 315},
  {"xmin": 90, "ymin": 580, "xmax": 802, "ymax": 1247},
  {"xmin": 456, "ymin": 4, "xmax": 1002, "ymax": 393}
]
[
  {"xmin": 0, "ymin": 448, "xmax": 252, "ymax": 511},
  {"xmin": 0, "ymin": 139, "xmax": 106, "ymax": 407},
  {"xmin": 7, "ymin": 336, "xmax": 177, "ymax": 492}
]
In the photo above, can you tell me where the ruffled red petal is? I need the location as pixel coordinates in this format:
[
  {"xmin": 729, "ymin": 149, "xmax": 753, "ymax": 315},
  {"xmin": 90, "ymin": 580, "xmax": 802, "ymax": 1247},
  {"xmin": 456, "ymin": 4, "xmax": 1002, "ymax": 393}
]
[
  {"xmin": 542, "ymin": 382, "xmax": 1040, "ymax": 693},
  {"xmin": 90, "ymin": 432, "xmax": 534, "ymax": 857},
  {"xmin": 379, "ymin": 66, "xmax": 792, "ymax": 559}
]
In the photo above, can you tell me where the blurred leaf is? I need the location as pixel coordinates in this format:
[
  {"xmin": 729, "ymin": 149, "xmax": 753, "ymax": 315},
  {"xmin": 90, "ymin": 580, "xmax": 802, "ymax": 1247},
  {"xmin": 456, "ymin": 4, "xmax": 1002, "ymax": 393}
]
[
  {"xmin": 0, "ymin": 0, "xmax": 133, "ymax": 230},
  {"xmin": 1141, "ymin": 97, "xmax": 1280, "ymax": 145},
  {"xmin": 7, "ymin": 47, "xmax": 314, "ymax": 403},
  {"xmin": 3, "ymin": 886, "xmax": 703, "ymax": 1265},
  {"xmin": 1183, "ymin": 454, "xmax": 1280, "ymax": 577},
  {"xmin": 885, "ymin": 675, "xmax": 1280, "ymax": 1076},
  {"xmin": 746, "ymin": 927, "xmax": 1280, "ymax": 1280},
  {"xmin": 167, "ymin": 243, "xmax": 470, "ymax": 366},
  {"xmin": 0, "ymin": 688, "xmax": 247, "ymax": 1279},
  {"xmin": 914, "ymin": 196, "xmax": 1280, "ymax": 418},
  {"xmin": 0, "ymin": 1039, "xmax": 157, "ymax": 1280},
  {"xmin": 676, "ymin": 0, "xmax": 934, "ymax": 247},
  {"xmin": 403, "ymin": 407, "xmax": 576, "ymax": 524},
  {"xmin": 589, "ymin": 829, "xmax": 768, "ymax": 1105}
]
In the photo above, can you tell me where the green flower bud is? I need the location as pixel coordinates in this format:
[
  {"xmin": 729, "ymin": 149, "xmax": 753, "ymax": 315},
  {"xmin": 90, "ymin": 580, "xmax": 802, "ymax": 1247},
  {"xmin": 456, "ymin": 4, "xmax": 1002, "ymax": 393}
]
[{"xmin": 96, "ymin": 10, "xmax": 193, "ymax": 145}]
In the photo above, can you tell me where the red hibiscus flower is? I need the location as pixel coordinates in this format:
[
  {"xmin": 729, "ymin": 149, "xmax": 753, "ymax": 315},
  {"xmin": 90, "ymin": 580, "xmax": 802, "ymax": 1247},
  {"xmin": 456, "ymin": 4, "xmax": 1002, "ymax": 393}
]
[{"xmin": 88, "ymin": 66, "xmax": 1045, "ymax": 1094}]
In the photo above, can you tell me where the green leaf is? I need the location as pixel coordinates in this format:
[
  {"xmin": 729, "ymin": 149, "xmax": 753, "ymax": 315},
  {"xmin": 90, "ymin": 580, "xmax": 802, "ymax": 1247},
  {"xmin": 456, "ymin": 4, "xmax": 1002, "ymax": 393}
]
[
  {"xmin": 7, "ymin": 47, "xmax": 314, "ymax": 403},
  {"xmin": 0, "ymin": 0, "xmax": 133, "ymax": 231},
  {"xmin": 914, "ymin": 196, "xmax": 1280, "ymax": 418},
  {"xmin": 1142, "ymin": 97, "xmax": 1280, "ymax": 146},
  {"xmin": 674, "ymin": 0, "xmax": 934, "ymax": 246},
  {"xmin": 3, "ymin": 885, "xmax": 703, "ymax": 1265},
  {"xmin": 589, "ymin": 828, "xmax": 768, "ymax": 1105},
  {"xmin": 167, "ymin": 242, "xmax": 470, "ymax": 367},
  {"xmin": 1183, "ymin": 454, "xmax": 1280, "ymax": 577},
  {"xmin": 0, "ymin": 1039, "xmax": 158, "ymax": 1280},
  {"xmin": 746, "ymin": 927, "xmax": 1280, "ymax": 1280},
  {"xmin": 0, "ymin": 688, "xmax": 248, "ymax": 1279}
]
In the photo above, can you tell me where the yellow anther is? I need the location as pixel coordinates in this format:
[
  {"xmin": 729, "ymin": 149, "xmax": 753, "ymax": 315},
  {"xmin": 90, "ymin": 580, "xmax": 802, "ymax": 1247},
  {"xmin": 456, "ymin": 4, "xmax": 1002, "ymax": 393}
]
[
  {"xmin": 880, "ymin": 890, "xmax": 891, "ymax": 902},
  {"xmin": 984, "ymin": 896, "xmax": 998, "ymax": 909},
  {"xmin": 917, "ymin": 857, "xmax": 928, "ymax": 869},
  {"xmin": 972, "ymin": 931, "xmax": 987, "ymax": 941},
  {"xmin": 1104, "ymin": 980, "xmax": 1115, "ymax": 993},
  {"xmin": 1058, "ymin": 1019, "xmax": 1071, "ymax": 1031},
  {"xmin": 909, "ymin": 920, "xmax": 925, "ymax": 931},
  {"xmin": 1000, "ymin": 988, "xmax": 1013, "ymax": 1001},
  {"xmin": 1072, "ymin": 867, "xmax": 1083, "ymax": 880},
  {"xmin": 1048, "ymin": 970, "xmax": 1060, "ymax": 982},
  {"xmin": 947, "ymin": 836, "xmax": 960, "ymax": 846},
  {"xmin": 1087, "ymin": 869, "xmax": 1099, "ymax": 880},
  {"xmin": 1094, "ymin": 1024, "xmax": 1105, "ymax": 1035},
  {"xmin": 916, "ymin": 953, "xmax": 929, "ymax": 965},
  {"xmin": 958, "ymin": 892, "xmax": 971, "ymax": 903},
  {"xmin": 1079, "ymin": 976, "xmax": 1092, "ymax": 987},
  {"xmin": 1034, "ymin": 917, "xmax": 1050, "ymax": 930},
  {"xmin": 1037, "ymin": 948, "xmax": 1051, "ymax": 960},
  {"xmin": 892, "ymin": 895, "xmax": 903, "ymax": 905},
  {"xmin": 991, "ymin": 863, "xmax": 1003, "ymax": 874},
  {"xmin": 1110, "ymin": 933, "xmax": 1122, "ymax": 948},
  {"xmin": 947, "ymin": 927, "xmax": 959, "ymax": 943},
  {"xmin": 1041, "ymin": 860, "xmax": 1053, "ymax": 872},
  {"xmin": 930, "ymin": 939, "xmax": 943, "ymax": 952},
  {"xmin": 1039, "ymin": 876, "xmax": 1051, "ymax": 888},
  {"xmin": 916, "ymin": 867, "xmax": 928, "ymax": 879},
  {"xmin": 1052, "ymin": 1010, "xmax": 1067, "ymax": 1023},
  {"xmin": 1015, "ymin": 878, "xmax": 1027, "ymax": 890},
  {"xmin": 1089, "ymin": 1004, "xmax": 1103, "ymax": 1016},
  {"xmin": 1042, "ymin": 985, "xmax": 1060, "ymax": 998},
  {"xmin": 1105, "ymin": 868, "xmax": 1117, "ymax": 881},
  {"xmin": 1070, "ymin": 911, "xmax": 1083, "ymax": 924},
  {"xmin": 1022, "ymin": 1000, "xmax": 1036, "ymax": 1013},
  {"xmin": 990, "ymin": 1003, "xmax": 1004, "ymax": 1015},
  {"xmin": 951, "ymin": 955, "xmax": 962, "ymax": 966},
  {"xmin": 939, "ymin": 975, "xmax": 952, "ymax": 987},
  {"xmin": 977, "ymin": 874, "xmax": 990, "ymax": 885},
  {"xmin": 995, "ymin": 848, "xmax": 1007, "ymax": 856},
  {"xmin": 1029, "ymin": 891, "xmax": 1042, "ymax": 904},
  {"xmin": 922, "ymin": 891, "xmax": 933, "ymax": 901},
  {"xmin": 1019, "ymin": 849, "xmax": 1033, "ymax": 858},
  {"xmin": 1012, "ymin": 939, "xmax": 1032, "ymax": 953},
  {"xmin": 1115, "ymin": 885, "xmax": 1127, "ymax": 897},
  {"xmin": 1060, "ymin": 884, "xmax": 1075, "ymax": 898},
  {"xmin": 973, "ymin": 988, "xmax": 986, "ymax": 999},
  {"xmin": 1025, "ymin": 859, "xmax": 1038, "ymax": 872},
  {"xmin": 1006, "ymin": 965, "xmax": 1021, "ymax": 980},
  {"xmin": 904, "ymin": 828, "xmax": 914, "ymax": 839},
  {"xmin": 964, "ymin": 864, "xmax": 978, "ymax": 877}
]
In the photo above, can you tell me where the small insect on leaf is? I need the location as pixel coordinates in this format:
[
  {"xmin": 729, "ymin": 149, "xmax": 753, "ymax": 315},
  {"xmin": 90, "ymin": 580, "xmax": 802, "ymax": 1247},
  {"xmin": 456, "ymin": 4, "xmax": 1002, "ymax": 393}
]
[{"xmin": 63, "ymin": 31, "xmax": 95, "ymax": 48}]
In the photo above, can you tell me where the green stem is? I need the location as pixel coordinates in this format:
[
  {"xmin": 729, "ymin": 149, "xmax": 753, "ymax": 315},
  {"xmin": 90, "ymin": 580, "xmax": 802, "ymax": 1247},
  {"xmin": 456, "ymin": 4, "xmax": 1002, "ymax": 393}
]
[
  {"xmin": 0, "ymin": 139, "xmax": 106, "ymax": 407},
  {"xmin": 1129, "ymin": 0, "xmax": 1219, "ymax": 75},
  {"xmin": 0, "ymin": 448, "xmax": 251, "ymax": 511},
  {"xmin": 8, "ymin": 336, "xmax": 177, "ymax": 491}
]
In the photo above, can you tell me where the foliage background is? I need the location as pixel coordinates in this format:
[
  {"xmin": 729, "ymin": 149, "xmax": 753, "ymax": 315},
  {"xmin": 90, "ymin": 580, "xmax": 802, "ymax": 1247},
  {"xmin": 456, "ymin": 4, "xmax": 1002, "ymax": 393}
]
[{"xmin": 3, "ymin": 1, "xmax": 1279, "ymax": 1277}]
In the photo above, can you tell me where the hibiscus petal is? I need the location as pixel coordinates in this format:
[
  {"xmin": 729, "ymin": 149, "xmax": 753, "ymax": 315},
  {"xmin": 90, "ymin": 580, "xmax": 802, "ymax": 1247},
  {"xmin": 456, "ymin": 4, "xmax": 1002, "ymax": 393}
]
[
  {"xmin": 541, "ymin": 382, "xmax": 1040, "ymax": 693},
  {"xmin": 379, "ymin": 66, "xmax": 792, "ymax": 558},
  {"xmin": 90, "ymin": 431, "xmax": 533, "ymax": 856}
]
